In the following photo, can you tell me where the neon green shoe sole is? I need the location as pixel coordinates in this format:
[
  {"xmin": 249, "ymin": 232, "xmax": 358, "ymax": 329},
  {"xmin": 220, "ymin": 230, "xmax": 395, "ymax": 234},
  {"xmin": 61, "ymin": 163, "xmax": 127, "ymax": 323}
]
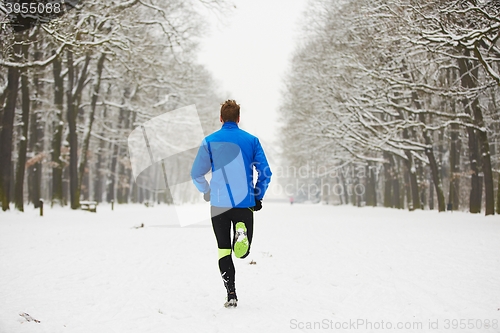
[{"xmin": 234, "ymin": 222, "xmax": 249, "ymax": 258}]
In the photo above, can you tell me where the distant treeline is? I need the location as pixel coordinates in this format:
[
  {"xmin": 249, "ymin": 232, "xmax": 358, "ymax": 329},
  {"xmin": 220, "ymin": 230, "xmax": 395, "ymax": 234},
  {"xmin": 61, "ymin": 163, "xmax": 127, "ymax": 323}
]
[
  {"xmin": 0, "ymin": 0, "xmax": 230, "ymax": 211},
  {"xmin": 280, "ymin": 0, "xmax": 500, "ymax": 215}
]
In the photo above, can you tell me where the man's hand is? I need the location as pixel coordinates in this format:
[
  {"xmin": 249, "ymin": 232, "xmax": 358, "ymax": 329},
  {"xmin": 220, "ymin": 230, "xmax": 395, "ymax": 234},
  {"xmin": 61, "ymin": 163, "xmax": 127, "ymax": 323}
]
[
  {"xmin": 203, "ymin": 190, "xmax": 211, "ymax": 202},
  {"xmin": 253, "ymin": 199, "xmax": 262, "ymax": 211}
]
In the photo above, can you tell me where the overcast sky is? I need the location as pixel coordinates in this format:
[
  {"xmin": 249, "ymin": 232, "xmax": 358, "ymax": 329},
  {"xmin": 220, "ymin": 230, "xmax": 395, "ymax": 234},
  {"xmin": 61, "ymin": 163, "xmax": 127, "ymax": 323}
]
[{"xmin": 197, "ymin": 0, "xmax": 307, "ymax": 147}]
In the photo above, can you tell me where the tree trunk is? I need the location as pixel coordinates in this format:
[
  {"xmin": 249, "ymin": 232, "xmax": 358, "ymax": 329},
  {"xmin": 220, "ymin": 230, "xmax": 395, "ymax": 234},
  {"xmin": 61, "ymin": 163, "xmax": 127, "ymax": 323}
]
[
  {"xmin": 403, "ymin": 151, "xmax": 420, "ymax": 211},
  {"xmin": 67, "ymin": 50, "xmax": 90, "ymax": 209},
  {"xmin": 471, "ymin": 102, "xmax": 494, "ymax": 215},
  {"xmin": 403, "ymin": 160, "xmax": 411, "ymax": 210},
  {"xmin": 424, "ymin": 147, "xmax": 445, "ymax": 212},
  {"xmin": 93, "ymin": 121, "xmax": 106, "ymax": 202},
  {"xmin": 106, "ymin": 94, "xmax": 127, "ymax": 203},
  {"xmin": 393, "ymin": 88, "xmax": 420, "ymax": 211},
  {"xmin": 413, "ymin": 90, "xmax": 446, "ymax": 212},
  {"xmin": 14, "ymin": 41, "xmax": 31, "ymax": 211},
  {"xmin": 117, "ymin": 102, "xmax": 131, "ymax": 204},
  {"xmin": 354, "ymin": 177, "xmax": 361, "ymax": 207},
  {"xmin": 28, "ymin": 49, "xmax": 43, "ymax": 208},
  {"xmin": 458, "ymin": 51, "xmax": 488, "ymax": 214},
  {"xmin": 468, "ymin": 128, "xmax": 481, "ymax": 213},
  {"xmin": 107, "ymin": 142, "xmax": 119, "ymax": 203},
  {"xmin": 81, "ymin": 167, "xmax": 90, "ymax": 200},
  {"xmin": 122, "ymin": 111, "xmax": 137, "ymax": 203},
  {"xmin": 393, "ymin": 156, "xmax": 402, "ymax": 209},
  {"xmin": 383, "ymin": 153, "xmax": 393, "ymax": 208},
  {"xmin": 78, "ymin": 53, "xmax": 105, "ymax": 198},
  {"xmin": 496, "ymin": 173, "xmax": 500, "ymax": 215},
  {"xmin": 62, "ymin": 158, "xmax": 69, "ymax": 205},
  {"xmin": 93, "ymin": 85, "xmax": 112, "ymax": 203},
  {"xmin": 466, "ymin": 54, "xmax": 494, "ymax": 215},
  {"xmin": 139, "ymin": 184, "xmax": 144, "ymax": 203},
  {"xmin": 93, "ymin": 125, "xmax": 106, "ymax": 202},
  {"xmin": 131, "ymin": 181, "xmax": 138, "ymax": 203},
  {"xmin": 417, "ymin": 159, "xmax": 426, "ymax": 210},
  {"xmin": 67, "ymin": 50, "xmax": 78, "ymax": 209},
  {"xmin": 366, "ymin": 163, "xmax": 377, "ymax": 207},
  {"xmin": 51, "ymin": 53, "xmax": 64, "ymax": 206},
  {"xmin": 429, "ymin": 173, "xmax": 435, "ymax": 210},
  {"xmin": 448, "ymin": 123, "xmax": 461, "ymax": 211},
  {"xmin": 0, "ymin": 41, "xmax": 21, "ymax": 211},
  {"xmin": 340, "ymin": 171, "xmax": 349, "ymax": 205},
  {"xmin": 393, "ymin": 175, "xmax": 401, "ymax": 209}
]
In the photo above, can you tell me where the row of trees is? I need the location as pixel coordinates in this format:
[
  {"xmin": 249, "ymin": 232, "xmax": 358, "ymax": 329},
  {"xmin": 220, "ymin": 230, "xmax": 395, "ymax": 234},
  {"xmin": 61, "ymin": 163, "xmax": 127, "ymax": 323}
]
[
  {"xmin": 280, "ymin": 0, "xmax": 500, "ymax": 215},
  {"xmin": 0, "ymin": 0, "xmax": 229, "ymax": 211}
]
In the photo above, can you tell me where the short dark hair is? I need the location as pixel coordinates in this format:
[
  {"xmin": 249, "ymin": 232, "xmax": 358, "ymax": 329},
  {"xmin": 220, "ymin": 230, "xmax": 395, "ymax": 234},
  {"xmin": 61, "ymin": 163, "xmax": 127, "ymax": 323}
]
[{"xmin": 220, "ymin": 100, "xmax": 240, "ymax": 122}]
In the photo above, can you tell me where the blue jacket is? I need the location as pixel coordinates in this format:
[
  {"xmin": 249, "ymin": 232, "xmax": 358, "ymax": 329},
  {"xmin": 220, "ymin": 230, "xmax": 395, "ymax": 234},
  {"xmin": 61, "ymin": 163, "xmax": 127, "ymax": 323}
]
[{"xmin": 191, "ymin": 122, "xmax": 272, "ymax": 208}]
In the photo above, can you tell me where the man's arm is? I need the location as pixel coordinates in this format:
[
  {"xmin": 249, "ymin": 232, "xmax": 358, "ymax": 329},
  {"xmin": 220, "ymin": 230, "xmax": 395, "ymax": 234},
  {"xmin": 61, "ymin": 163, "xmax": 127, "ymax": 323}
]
[
  {"xmin": 253, "ymin": 138, "xmax": 272, "ymax": 200},
  {"xmin": 191, "ymin": 140, "xmax": 211, "ymax": 194}
]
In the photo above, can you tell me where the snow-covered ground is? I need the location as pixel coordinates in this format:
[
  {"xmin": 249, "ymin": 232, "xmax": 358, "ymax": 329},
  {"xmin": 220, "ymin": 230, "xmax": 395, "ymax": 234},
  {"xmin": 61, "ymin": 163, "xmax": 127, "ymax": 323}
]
[{"xmin": 1, "ymin": 203, "xmax": 499, "ymax": 333}]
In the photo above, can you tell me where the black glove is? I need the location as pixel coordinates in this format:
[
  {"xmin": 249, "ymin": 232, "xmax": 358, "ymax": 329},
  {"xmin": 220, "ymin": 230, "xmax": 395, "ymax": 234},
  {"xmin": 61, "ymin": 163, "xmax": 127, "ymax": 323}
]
[
  {"xmin": 253, "ymin": 199, "xmax": 262, "ymax": 211},
  {"xmin": 203, "ymin": 190, "xmax": 211, "ymax": 202}
]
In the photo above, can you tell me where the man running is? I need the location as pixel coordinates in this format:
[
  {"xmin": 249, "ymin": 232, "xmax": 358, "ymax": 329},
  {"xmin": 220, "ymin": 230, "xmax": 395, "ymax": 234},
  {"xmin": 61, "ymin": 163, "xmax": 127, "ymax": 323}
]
[{"xmin": 191, "ymin": 100, "xmax": 272, "ymax": 308}]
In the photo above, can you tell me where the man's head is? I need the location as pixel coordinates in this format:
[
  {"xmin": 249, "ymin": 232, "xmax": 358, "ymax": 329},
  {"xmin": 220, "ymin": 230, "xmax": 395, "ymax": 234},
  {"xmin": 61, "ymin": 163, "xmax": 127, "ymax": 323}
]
[{"xmin": 220, "ymin": 100, "xmax": 240, "ymax": 123}]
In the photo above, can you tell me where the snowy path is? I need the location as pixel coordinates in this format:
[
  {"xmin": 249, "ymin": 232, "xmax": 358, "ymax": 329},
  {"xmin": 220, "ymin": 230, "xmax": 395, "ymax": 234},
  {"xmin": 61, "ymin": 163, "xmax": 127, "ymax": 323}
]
[{"xmin": 1, "ymin": 204, "xmax": 499, "ymax": 333}]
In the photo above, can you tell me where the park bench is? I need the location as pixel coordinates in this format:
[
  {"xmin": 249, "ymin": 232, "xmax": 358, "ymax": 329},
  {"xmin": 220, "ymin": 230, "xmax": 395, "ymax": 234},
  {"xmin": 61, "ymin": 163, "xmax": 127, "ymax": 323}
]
[{"xmin": 80, "ymin": 201, "xmax": 97, "ymax": 212}]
